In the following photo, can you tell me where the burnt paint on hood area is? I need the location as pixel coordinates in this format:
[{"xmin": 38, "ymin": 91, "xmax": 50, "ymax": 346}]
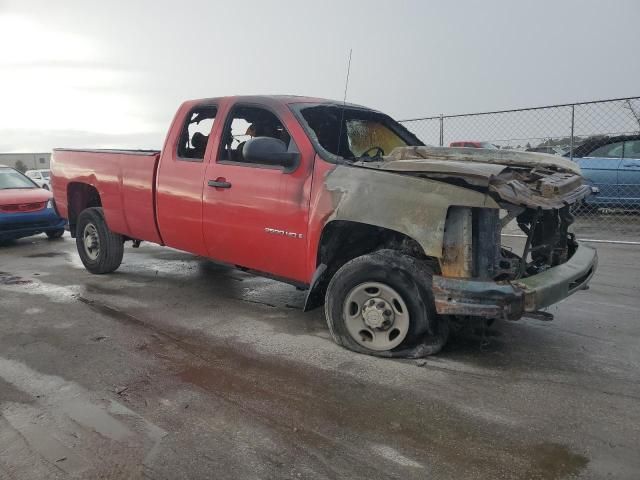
[
  {"xmin": 355, "ymin": 146, "xmax": 591, "ymax": 210},
  {"xmin": 380, "ymin": 146, "xmax": 581, "ymax": 175}
]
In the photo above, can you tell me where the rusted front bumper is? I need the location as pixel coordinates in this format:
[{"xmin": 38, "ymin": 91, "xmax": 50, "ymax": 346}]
[{"xmin": 432, "ymin": 243, "xmax": 598, "ymax": 319}]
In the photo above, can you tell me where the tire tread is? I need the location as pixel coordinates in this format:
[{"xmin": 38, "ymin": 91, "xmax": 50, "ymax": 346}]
[{"xmin": 75, "ymin": 207, "xmax": 124, "ymax": 274}]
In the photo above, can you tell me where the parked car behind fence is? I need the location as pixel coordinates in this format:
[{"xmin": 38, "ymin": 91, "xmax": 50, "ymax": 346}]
[{"xmin": 568, "ymin": 135, "xmax": 640, "ymax": 209}]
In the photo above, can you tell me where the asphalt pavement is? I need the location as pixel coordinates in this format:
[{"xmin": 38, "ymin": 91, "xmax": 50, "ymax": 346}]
[{"xmin": 0, "ymin": 234, "xmax": 638, "ymax": 479}]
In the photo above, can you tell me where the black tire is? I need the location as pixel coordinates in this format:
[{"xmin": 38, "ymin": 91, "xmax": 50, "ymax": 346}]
[
  {"xmin": 42, "ymin": 184, "xmax": 50, "ymax": 191},
  {"xmin": 46, "ymin": 229, "xmax": 65, "ymax": 239},
  {"xmin": 325, "ymin": 249, "xmax": 449, "ymax": 358},
  {"xmin": 75, "ymin": 207, "xmax": 124, "ymax": 274}
]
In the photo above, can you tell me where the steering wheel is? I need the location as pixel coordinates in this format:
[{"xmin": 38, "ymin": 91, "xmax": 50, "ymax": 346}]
[{"xmin": 360, "ymin": 146, "xmax": 385, "ymax": 158}]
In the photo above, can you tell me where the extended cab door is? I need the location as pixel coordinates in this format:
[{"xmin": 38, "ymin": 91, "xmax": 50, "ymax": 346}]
[
  {"xmin": 156, "ymin": 103, "xmax": 219, "ymax": 256},
  {"xmin": 201, "ymin": 102, "xmax": 315, "ymax": 283}
]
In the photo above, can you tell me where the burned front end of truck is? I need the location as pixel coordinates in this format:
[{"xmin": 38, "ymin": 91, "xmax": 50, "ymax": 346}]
[{"xmin": 380, "ymin": 147, "xmax": 598, "ymax": 321}]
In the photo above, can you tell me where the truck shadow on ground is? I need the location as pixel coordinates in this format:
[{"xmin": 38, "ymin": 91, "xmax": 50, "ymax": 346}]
[{"xmin": 68, "ymin": 246, "xmax": 594, "ymax": 375}]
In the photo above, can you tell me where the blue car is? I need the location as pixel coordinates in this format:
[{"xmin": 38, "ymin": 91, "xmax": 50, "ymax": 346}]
[
  {"xmin": 0, "ymin": 165, "xmax": 66, "ymax": 242},
  {"xmin": 571, "ymin": 135, "xmax": 640, "ymax": 208}
]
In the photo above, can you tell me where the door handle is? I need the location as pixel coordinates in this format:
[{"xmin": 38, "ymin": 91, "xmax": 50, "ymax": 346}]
[{"xmin": 208, "ymin": 179, "xmax": 232, "ymax": 188}]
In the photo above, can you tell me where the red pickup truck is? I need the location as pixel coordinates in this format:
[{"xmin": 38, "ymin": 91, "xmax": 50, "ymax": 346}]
[{"xmin": 52, "ymin": 95, "xmax": 597, "ymax": 357}]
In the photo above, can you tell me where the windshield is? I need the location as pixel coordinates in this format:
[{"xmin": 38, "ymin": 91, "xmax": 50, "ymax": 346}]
[
  {"xmin": 294, "ymin": 104, "xmax": 423, "ymax": 161},
  {"xmin": 0, "ymin": 168, "xmax": 38, "ymax": 190}
]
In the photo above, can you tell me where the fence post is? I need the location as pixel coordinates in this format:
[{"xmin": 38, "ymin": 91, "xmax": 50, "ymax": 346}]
[
  {"xmin": 570, "ymin": 104, "xmax": 575, "ymax": 160},
  {"xmin": 439, "ymin": 114, "xmax": 444, "ymax": 146}
]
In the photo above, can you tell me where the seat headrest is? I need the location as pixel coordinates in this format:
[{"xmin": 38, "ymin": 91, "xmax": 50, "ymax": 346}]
[{"xmin": 192, "ymin": 132, "xmax": 208, "ymax": 150}]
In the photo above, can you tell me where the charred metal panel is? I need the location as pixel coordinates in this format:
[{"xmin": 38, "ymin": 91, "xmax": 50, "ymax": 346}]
[
  {"xmin": 383, "ymin": 146, "xmax": 581, "ymax": 174},
  {"xmin": 516, "ymin": 243, "xmax": 597, "ymax": 311},
  {"xmin": 473, "ymin": 208, "xmax": 501, "ymax": 279},
  {"xmin": 489, "ymin": 172, "xmax": 591, "ymax": 210},
  {"xmin": 537, "ymin": 171, "xmax": 583, "ymax": 197},
  {"xmin": 433, "ymin": 243, "xmax": 597, "ymax": 319},
  {"xmin": 323, "ymin": 165, "xmax": 500, "ymax": 261},
  {"xmin": 441, "ymin": 207, "xmax": 503, "ymax": 280},
  {"xmin": 361, "ymin": 147, "xmax": 592, "ymax": 210},
  {"xmin": 441, "ymin": 207, "xmax": 473, "ymax": 278},
  {"xmin": 432, "ymin": 276, "xmax": 524, "ymax": 319}
]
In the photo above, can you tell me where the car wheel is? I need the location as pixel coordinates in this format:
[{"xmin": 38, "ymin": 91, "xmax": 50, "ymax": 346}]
[
  {"xmin": 325, "ymin": 249, "xmax": 449, "ymax": 358},
  {"xmin": 75, "ymin": 207, "xmax": 124, "ymax": 274},
  {"xmin": 46, "ymin": 229, "xmax": 65, "ymax": 239},
  {"xmin": 42, "ymin": 184, "xmax": 50, "ymax": 191}
]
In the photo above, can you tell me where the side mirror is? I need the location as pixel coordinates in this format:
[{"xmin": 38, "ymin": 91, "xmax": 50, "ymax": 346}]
[{"xmin": 242, "ymin": 137, "xmax": 299, "ymax": 172}]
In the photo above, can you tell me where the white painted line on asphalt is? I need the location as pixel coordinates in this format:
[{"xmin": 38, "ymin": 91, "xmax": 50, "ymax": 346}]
[
  {"xmin": 2, "ymin": 403, "xmax": 91, "ymax": 476},
  {"xmin": 502, "ymin": 233, "xmax": 640, "ymax": 245},
  {"xmin": 0, "ymin": 278, "xmax": 80, "ymax": 303},
  {"xmin": 371, "ymin": 444, "xmax": 424, "ymax": 469},
  {"xmin": 0, "ymin": 357, "xmax": 166, "ymax": 445}
]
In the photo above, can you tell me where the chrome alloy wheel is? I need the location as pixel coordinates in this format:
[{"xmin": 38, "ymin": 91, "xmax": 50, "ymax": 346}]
[
  {"xmin": 83, "ymin": 223, "xmax": 100, "ymax": 261},
  {"xmin": 343, "ymin": 281, "xmax": 410, "ymax": 351}
]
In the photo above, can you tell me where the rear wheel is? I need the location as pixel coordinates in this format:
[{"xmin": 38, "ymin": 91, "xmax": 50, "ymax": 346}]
[
  {"xmin": 75, "ymin": 207, "xmax": 124, "ymax": 274},
  {"xmin": 325, "ymin": 249, "xmax": 449, "ymax": 358},
  {"xmin": 46, "ymin": 229, "xmax": 64, "ymax": 239}
]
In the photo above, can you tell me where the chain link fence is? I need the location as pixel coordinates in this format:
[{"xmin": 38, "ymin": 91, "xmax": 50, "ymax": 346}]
[{"xmin": 400, "ymin": 96, "xmax": 640, "ymax": 243}]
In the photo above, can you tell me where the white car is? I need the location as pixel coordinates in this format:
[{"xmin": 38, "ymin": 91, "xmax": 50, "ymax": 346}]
[{"xmin": 25, "ymin": 169, "xmax": 51, "ymax": 190}]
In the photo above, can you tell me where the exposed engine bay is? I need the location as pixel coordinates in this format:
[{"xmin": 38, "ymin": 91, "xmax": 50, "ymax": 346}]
[{"xmin": 359, "ymin": 146, "xmax": 593, "ymax": 282}]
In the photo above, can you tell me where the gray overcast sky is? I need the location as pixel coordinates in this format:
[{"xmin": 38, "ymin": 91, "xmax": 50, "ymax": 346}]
[{"xmin": 0, "ymin": 0, "xmax": 638, "ymax": 152}]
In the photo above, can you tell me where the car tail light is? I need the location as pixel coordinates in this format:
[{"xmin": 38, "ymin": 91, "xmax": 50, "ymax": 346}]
[{"xmin": 0, "ymin": 201, "xmax": 47, "ymax": 213}]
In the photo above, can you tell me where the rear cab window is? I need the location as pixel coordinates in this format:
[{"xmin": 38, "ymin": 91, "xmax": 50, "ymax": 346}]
[{"xmin": 177, "ymin": 105, "xmax": 218, "ymax": 161}]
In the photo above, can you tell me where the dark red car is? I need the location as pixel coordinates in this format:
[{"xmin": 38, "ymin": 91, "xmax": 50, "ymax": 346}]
[
  {"xmin": 0, "ymin": 165, "xmax": 66, "ymax": 241},
  {"xmin": 449, "ymin": 141, "xmax": 497, "ymax": 149}
]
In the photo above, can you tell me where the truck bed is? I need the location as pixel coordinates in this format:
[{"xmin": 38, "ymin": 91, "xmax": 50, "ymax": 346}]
[{"xmin": 51, "ymin": 148, "xmax": 163, "ymax": 244}]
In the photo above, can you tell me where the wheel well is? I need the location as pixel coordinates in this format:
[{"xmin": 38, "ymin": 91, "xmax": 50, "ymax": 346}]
[
  {"xmin": 304, "ymin": 220, "xmax": 437, "ymax": 311},
  {"xmin": 67, "ymin": 183, "xmax": 101, "ymax": 237},
  {"xmin": 318, "ymin": 221, "xmax": 430, "ymax": 269}
]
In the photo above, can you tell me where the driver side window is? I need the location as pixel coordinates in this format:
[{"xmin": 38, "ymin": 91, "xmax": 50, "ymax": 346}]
[
  {"xmin": 588, "ymin": 141, "xmax": 624, "ymax": 159},
  {"xmin": 219, "ymin": 106, "xmax": 295, "ymax": 165},
  {"xmin": 623, "ymin": 140, "xmax": 640, "ymax": 159}
]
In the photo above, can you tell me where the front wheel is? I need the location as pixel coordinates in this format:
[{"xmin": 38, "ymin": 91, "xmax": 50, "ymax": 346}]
[
  {"xmin": 324, "ymin": 249, "xmax": 449, "ymax": 358},
  {"xmin": 75, "ymin": 207, "xmax": 124, "ymax": 274}
]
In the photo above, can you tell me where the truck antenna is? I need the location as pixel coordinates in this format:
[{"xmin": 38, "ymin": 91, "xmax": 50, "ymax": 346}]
[{"xmin": 336, "ymin": 48, "xmax": 352, "ymax": 160}]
